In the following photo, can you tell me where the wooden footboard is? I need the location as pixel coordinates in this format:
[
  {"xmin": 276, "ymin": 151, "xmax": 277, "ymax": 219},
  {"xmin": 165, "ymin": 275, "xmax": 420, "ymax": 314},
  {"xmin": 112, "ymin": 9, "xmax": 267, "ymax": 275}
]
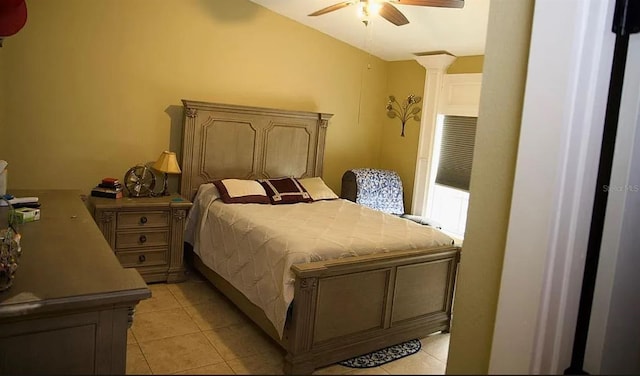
[
  {"xmin": 284, "ymin": 245, "xmax": 460, "ymax": 374},
  {"xmin": 188, "ymin": 245, "xmax": 460, "ymax": 374}
]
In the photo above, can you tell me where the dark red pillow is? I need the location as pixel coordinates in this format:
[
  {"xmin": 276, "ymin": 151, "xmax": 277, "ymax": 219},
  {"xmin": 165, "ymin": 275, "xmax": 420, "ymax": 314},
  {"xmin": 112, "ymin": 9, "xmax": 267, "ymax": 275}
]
[{"xmin": 259, "ymin": 177, "xmax": 313, "ymax": 205}]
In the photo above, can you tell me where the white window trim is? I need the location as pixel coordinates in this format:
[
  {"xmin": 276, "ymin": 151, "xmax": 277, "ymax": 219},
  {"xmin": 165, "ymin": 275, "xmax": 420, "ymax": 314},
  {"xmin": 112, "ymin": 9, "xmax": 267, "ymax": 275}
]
[
  {"xmin": 439, "ymin": 73, "xmax": 483, "ymax": 117},
  {"xmin": 411, "ymin": 59, "xmax": 482, "ymax": 219}
]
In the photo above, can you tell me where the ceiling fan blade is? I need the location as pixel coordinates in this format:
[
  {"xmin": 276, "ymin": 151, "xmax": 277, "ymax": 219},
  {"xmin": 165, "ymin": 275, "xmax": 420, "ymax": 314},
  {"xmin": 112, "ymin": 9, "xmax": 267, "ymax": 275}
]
[
  {"xmin": 380, "ymin": 3, "xmax": 410, "ymax": 26},
  {"xmin": 396, "ymin": 0, "xmax": 464, "ymax": 9},
  {"xmin": 308, "ymin": 1, "xmax": 354, "ymax": 16}
]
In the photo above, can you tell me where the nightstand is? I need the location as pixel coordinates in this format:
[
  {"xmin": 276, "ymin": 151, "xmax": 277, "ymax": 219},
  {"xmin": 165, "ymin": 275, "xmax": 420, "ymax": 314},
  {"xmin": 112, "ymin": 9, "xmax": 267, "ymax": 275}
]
[{"xmin": 88, "ymin": 193, "xmax": 192, "ymax": 283}]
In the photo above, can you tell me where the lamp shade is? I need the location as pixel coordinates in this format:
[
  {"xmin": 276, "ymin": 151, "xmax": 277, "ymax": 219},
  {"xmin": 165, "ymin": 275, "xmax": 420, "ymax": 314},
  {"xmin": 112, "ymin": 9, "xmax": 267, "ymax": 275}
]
[{"xmin": 152, "ymin": 151, "xmax": 181, "ymax": 174}]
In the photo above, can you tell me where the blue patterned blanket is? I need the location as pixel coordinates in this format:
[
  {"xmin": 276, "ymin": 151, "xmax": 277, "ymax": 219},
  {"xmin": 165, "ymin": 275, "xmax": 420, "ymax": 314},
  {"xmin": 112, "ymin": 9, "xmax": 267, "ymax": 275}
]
[{"xmin": 351, "ymin": 168, "xmax": 405, "ymax": 216}]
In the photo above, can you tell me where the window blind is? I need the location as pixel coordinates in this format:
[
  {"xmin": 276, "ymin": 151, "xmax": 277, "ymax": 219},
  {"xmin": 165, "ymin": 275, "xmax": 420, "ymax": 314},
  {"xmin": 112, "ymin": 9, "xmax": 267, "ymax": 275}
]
[{"xmin": 435, "ymin": 115, "xmax": 477, "ymax": 191}]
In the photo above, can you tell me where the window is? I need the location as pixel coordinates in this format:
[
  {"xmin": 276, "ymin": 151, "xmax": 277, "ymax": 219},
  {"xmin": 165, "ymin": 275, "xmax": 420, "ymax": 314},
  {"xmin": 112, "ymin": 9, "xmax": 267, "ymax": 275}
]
[
  {"xmin": 426, "ymin": 115, "xmax": 477, "ymax": 238},
  {"xmin": 435, "ymin": 115, "xmax": 477, "ymax": 191}
]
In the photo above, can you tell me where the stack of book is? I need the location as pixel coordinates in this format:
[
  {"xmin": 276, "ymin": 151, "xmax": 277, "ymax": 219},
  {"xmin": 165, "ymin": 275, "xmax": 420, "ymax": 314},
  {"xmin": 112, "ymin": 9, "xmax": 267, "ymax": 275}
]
[{"xmin": 91, "ymin": 177, "xmax": 123, "ymax": 199}]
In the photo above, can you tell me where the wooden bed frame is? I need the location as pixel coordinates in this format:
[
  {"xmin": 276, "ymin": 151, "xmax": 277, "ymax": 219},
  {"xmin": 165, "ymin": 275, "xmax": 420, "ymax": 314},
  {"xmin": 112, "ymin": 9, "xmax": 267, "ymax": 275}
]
[{"xmin": 179, "ymin": 100, "xmax": 461, "ymax": 374}]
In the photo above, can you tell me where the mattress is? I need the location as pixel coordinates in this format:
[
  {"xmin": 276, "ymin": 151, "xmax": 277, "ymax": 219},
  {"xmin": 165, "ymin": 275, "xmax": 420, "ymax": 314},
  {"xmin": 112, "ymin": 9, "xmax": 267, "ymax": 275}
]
[{"xmin": 184, "ymin": 183, "xmax": 454, "ymax": 338}]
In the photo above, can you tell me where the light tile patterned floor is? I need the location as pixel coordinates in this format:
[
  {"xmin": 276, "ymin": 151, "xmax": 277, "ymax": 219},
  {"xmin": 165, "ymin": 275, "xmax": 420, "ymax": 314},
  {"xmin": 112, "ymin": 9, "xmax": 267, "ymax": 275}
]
[{"xmin": 127, "ymin": 271, "xmax": 450, "ymax": 375}]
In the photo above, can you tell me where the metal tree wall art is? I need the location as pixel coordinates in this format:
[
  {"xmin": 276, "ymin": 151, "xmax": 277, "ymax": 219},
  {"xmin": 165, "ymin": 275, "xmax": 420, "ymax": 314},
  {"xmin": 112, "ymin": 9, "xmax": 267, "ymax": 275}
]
[{"xmin": 386, "ymin": 94, "xmax": 422, "ymax": 137}]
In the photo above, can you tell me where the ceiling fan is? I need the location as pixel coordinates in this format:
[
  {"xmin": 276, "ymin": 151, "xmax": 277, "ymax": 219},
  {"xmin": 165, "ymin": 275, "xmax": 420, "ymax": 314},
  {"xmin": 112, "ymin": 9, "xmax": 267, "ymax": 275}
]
[{"xmin": 308, "ymin": 0, "xmax": 464, "ymax": 26}]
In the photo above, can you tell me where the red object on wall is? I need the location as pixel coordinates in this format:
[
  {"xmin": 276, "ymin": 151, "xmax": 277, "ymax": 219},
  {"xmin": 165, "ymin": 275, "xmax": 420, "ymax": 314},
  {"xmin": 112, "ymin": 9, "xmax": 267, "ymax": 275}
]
[{"xmin": 0, "ymin": 0, "xmax": 27, "ymax": 37}]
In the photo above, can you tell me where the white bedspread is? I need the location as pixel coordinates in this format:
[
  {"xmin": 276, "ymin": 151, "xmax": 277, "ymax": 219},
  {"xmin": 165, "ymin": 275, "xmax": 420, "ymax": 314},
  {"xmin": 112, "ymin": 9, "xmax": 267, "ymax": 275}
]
[{"xmin": 184, "ymin": 183, "xmax": 454, "ymax": 338}]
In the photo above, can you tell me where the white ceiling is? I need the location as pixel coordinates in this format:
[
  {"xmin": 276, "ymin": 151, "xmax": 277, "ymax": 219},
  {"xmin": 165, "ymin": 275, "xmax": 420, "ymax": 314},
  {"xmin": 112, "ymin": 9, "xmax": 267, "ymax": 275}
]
[{"xmin": 249, "ymin": 0, "xmax": 491, "ymax": 61}]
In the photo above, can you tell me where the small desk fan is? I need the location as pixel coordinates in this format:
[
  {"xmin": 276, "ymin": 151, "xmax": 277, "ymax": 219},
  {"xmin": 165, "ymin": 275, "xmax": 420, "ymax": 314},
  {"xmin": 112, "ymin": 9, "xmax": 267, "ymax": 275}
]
[{"xmin": 123, "ymin": 166, "xmax": 156, "ymax": 197}]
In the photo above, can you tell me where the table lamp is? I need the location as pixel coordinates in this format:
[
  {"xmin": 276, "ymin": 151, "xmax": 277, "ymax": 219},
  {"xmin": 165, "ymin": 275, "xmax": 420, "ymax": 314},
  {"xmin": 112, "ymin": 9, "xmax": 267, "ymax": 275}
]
[{"xmin": 152, "ymin": 151, "xmax": 181, "ymax": 196}]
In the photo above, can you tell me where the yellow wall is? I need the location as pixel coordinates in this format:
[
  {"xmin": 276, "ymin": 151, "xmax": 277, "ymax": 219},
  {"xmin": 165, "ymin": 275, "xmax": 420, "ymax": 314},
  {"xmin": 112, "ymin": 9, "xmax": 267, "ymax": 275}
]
[
  {"xmin": 379, "ymin": 60, "xmax": 426, "ymax": 211},
  {"xmin": 448, "ymin": 55, "xmax": 484, "ymax": 74},
  {"xmin": 446, "ymin": 0, "xmax": 535, "ymax": 373},
  {"xmin": 0, "ymin": 0, "xmax": 387, "ymax": 194}
]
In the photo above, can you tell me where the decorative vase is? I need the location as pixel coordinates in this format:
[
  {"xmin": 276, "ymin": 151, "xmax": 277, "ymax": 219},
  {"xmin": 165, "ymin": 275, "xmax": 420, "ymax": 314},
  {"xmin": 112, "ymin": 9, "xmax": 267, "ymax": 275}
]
[
  {"xmin": 0, "ymin": 201, "xmax": 21, "ymax": 292},
  {"xmin": 0, "ymin": 226, "xmax": 21, "ymax": 292}
]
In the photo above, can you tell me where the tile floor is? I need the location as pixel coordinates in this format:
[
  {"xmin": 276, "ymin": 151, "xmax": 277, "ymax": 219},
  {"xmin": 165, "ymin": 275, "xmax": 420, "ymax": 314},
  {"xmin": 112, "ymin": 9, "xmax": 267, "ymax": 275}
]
[{"xmin": 127, "ymin": 270, "xmax": 450, "ymax": 375}]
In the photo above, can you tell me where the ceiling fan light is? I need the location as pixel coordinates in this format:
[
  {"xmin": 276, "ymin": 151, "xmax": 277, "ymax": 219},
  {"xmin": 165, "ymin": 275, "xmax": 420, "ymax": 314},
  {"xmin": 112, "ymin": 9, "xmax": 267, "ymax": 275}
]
[
  {"xmin": 367, "ymin": 1, "xmax": 383, "ymax": 15},
  {"xmin": 357, "ymin": 0, "xmax": 383, "ymax": 21}
]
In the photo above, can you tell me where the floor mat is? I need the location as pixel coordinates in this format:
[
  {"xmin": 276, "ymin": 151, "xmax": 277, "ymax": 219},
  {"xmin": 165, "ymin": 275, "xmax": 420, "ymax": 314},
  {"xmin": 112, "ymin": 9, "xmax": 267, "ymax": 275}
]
[{"xmin": 338, "ymin": 339, "xmax": 422, "ymax": 368}]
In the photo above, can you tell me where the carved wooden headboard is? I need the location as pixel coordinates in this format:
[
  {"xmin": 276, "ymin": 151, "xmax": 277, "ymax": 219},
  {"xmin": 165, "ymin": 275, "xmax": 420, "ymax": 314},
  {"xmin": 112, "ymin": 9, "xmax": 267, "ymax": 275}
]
[{"xmin": 179, "ymin": 100, "xmax": 333, "ymax": 200}]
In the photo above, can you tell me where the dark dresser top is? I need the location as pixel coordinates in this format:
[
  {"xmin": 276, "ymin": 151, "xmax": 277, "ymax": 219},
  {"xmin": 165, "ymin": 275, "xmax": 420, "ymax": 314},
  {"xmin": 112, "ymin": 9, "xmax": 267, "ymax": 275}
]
[{"xmin": 0, "ymin": 190, "xmax": 150, "ymax": 318}]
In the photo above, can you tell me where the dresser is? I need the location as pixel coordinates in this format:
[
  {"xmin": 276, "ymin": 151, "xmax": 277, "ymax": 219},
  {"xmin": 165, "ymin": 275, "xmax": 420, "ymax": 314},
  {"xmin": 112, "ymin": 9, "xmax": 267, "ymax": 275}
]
[
  {"xmin": 88, "ymin": 193, "xmax": 192, "ymax": 283},
  {"xmin": 0, "ymin": 190, "xmax": 150, "ymax": 375}
]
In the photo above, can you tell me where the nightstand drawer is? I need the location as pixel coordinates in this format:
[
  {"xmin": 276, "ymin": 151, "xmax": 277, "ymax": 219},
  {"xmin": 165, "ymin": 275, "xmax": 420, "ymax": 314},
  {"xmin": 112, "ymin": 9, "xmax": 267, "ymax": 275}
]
[
  {"xmin": 117, "ymin": 211, "xmax": 169, "ymax": 229},
  {"xmin": 116, "ymin": 248, "xmax": 168, "ymax": 268},
  {"xmin": 116, "ymin": 230, "xmax": 169, "ymax": 249}
]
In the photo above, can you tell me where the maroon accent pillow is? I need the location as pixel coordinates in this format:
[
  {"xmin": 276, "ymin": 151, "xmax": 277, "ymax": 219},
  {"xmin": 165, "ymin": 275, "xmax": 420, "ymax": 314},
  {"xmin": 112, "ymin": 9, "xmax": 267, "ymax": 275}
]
[
  {"xmin": 259, "ymin": 177, "xmax": 313, "ymax": 205},
  {"xmin": 212, "ymin": 179, "xmax": 270, "ymax": 204}
]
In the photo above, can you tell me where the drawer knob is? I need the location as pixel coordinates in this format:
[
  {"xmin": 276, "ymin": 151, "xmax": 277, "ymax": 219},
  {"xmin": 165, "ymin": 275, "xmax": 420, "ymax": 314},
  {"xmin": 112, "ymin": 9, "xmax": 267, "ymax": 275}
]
[
  {"xmin": 140, "ymin": 216, "xmax": 148, "ymax": 224},
  {"xmin": 139, "ymin": 235, "xmax": 147, "ymax": 244},
  {"xmin": 139, "ymin": 255, "xmax": 146, "ymax": 263}
]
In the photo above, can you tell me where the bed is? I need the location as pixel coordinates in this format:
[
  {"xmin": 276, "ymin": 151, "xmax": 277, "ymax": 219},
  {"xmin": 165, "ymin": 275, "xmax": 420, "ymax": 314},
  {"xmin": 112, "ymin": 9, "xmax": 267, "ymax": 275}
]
[{"xmin": 179, "ymin": 100, "xmax": 461, "ymax": 374}]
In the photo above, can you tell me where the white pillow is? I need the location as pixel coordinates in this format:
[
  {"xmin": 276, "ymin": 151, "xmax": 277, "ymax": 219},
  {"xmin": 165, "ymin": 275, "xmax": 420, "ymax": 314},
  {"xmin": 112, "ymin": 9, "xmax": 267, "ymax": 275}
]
[
  {"xmin": 296, "ymin": 177, "xmax": 338, "ymax": 201},
  {"xmin": 213, "ymin": 179, "xmax": 270, "ymax": 204}
]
